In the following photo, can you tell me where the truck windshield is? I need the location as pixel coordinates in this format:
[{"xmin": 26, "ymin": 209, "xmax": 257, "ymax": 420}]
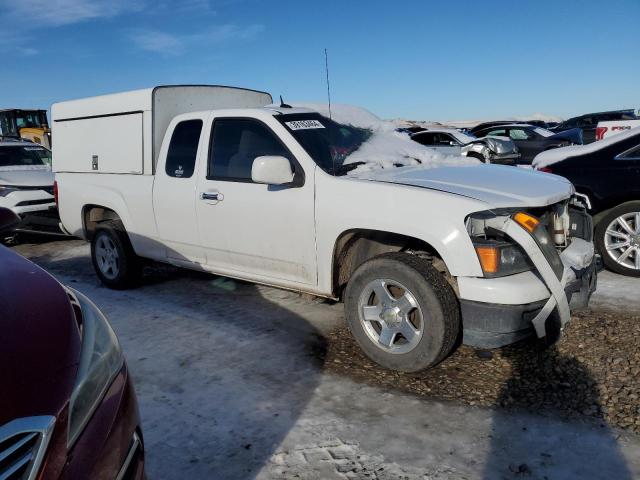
[
  {"xmin": 0, "ymin": 145, "xmax": 52, "ymax": 168},
  {"xmin": 276, "ymin": 113, "xmax": 371, "ymax": 175}
]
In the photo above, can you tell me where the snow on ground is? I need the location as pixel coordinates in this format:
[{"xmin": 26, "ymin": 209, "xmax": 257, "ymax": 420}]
[
  {"xmin": 590, "ymin": 270, "xmax": 640, "ymax": 313},
  {"xmin": 533, "ymin": 126, "xmax": 640, "ymax": 168},
  {"xmin": 12, "ymin": 238, "xmax": 640, "ymax": 480}
]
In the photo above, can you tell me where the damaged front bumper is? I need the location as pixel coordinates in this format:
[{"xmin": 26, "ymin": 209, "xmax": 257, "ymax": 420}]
[{"xmin": 459, "ymin": 217, "xmax": 599, "ymax": 349}]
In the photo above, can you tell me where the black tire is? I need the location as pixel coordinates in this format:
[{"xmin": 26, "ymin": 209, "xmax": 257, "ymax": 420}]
[
  {"xmin": 344, "ymin": 252, "xmax": 460, "ymax": 372},
  {"xmin": 91, "ymin": 220, "xmax": 142, "ymax": 289},
  {"xmin": 595, "ymin": 201, "xmax": 640, "ymax": 277}
]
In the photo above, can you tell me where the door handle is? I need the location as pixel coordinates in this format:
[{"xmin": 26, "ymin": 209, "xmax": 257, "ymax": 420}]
[{"xmin": 200, "ymin": 192, "xmax": 224, "ymax": 201}]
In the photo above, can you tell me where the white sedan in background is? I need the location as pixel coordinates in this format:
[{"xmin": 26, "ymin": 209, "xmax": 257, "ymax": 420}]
[{"xmin": 410, "ymin": 128, "xmax": 521, "ymax": 164}]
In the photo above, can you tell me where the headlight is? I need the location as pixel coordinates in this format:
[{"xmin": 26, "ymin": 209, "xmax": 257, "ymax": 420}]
[
  {"xmin": 473, "ymin": 239, "xmax": 533, "ymax": 277},
  {"xmin": 67, "ymin": 289, "xmax": 123, "ymax": 448},
  {"xmin": 512, "ymin": 212, "xmax": 564, "ymax": 280},
  {"xmin": 0, "ymin": 185, "xmax": 19, "ymax": 197}
]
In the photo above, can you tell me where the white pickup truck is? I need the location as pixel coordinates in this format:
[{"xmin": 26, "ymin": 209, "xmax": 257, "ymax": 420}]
[{"xmin": 53, "ymin": 85, "xmax": 598, "ymax": 371}]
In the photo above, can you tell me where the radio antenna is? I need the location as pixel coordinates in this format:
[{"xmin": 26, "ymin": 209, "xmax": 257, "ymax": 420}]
[{"xmin": 324, "ymin": 48, "xmax": 332, "ymax": 120}]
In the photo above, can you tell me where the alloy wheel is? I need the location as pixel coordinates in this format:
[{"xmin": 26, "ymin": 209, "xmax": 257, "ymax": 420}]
[
  {"xmin": 604, "ymin": 212, "xmax": 640, "ymax": 271},
  {"xmin": 95, "ymin": 235, "xmax": 120, "ymax": 280},
  {"xmin": 358, "ymin": 278, "xmax": 425, "ymax": 354}
]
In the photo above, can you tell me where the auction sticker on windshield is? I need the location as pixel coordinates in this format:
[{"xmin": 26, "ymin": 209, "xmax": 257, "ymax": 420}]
[{"xmin": 285, "ymin": 120, "xmax": 325, "ymax": 130}]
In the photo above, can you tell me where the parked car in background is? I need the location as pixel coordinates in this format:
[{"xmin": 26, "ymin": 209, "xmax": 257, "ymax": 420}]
[
  {"xmin": 534, "ymin": 127, "xmax": 640, "ymax": 276},
  {"xmin": 0, "ymin": 207, "xmax": 145, "ymax": 479},
  {"xmin": 0, "ymin": 140, "xmax": 62, "ymax": 236},
  {"xmin": 469, "ymin": 120, "xmax": 555, "ymax": 135},
  {"xmin": 410, "ymin": 128, "xmax": 520, "ymax": 164},
  {"xmin": 551, "ymin": 109, "xmax": 637, "ymax": 144},
  {"xmin": 473, "ymin": 124, "xmax": 583, "ymax": 165},
  {"xmin": 596, "ymin": 119, "xmax": 640, "ymax": 141}
]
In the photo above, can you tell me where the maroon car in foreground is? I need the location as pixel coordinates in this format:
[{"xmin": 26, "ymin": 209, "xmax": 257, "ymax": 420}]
[{"xmin": 0, "ymin": 208, "xmax": 144, "ymax": 479}]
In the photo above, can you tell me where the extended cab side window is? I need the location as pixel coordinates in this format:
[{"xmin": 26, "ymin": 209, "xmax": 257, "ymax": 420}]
[
  {"xmin": 165, "ymin": 119, "xmax": 203, "ymax": 178},
  {"xmin": 208, "ymin": 119, "xmax": 291, "ymax": 182}
]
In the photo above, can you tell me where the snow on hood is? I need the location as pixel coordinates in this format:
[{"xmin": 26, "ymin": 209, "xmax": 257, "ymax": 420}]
[
  {"xmin": 351, "ymin": 163, "xmax": 575, "ymax": 208},
  {"xmin": 292, "ymin": 103, "xmax": 480, "ymax": 172},
  {"xmin": 533, "ymin": 126, "xmax": 640, "ymax": 169}
]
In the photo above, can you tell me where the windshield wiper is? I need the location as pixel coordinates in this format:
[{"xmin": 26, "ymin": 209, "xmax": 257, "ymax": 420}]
[{"xmin": 334, "ymin": 161, "xmax": 366, "ymax": 176}]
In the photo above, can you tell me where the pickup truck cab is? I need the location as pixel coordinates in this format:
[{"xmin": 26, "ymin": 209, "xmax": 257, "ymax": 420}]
[{"xmin": 53, "ymin": 86, "xmax": 598, "ymax": 372}]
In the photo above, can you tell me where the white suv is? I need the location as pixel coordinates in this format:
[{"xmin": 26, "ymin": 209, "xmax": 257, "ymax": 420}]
[{"xmin": 0, "ymin": 140, "xmax": 59, "ymax": 235}]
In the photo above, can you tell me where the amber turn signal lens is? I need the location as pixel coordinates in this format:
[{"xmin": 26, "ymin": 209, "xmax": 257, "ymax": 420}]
[
  {"xmin": 513, "ymin": 212, "xmax": 540, "ymax": 233},
  {"xmin": 475, "ymin": 246, "xmax": 499, "ymax": 274}
]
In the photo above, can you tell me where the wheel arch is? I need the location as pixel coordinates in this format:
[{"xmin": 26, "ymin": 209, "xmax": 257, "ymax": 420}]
[
  {"xmin": 330, "ymin": 228, "xmax": 454, "ymax": 298},
  {"xmin": 83, "ymin": 204, "xmax": 123, "ymax": 240},
  {"xmin": 593, "ymin": 198, "xmax": 640, "ymax": 225}
]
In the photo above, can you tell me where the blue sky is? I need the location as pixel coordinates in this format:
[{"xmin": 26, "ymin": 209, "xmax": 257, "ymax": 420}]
[{"xmin": 0, "ymin": 0, "xmax": 638, "ymax": 121}]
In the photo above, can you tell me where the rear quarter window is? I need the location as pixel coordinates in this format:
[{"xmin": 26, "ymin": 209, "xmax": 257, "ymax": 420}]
[{"xmin": 165, "ymin": 120, "xmax": 203, "ymax": 178}]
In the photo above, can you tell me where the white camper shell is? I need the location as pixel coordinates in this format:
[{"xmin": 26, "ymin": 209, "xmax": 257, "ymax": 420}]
[{"xmin": 52, "ymin": 85, "xmax": 273, "ymax": 175}]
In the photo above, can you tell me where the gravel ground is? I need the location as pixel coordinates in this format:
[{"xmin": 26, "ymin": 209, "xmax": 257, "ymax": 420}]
[{"xmin": 325, "ymin": 310, "xmax": 640, "ymax": 433}]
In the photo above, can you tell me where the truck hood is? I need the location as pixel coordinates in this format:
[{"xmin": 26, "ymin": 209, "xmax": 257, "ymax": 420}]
[
  {"xmin": 0, "ymin": 166, "xmax": 53, "ymax": 187},
  {"xmin": 351, "ymin": 164, "xmax": 574, "ymax": 208}
]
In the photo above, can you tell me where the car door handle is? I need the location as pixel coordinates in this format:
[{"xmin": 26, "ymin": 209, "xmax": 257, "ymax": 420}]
[{"xmin": 201, "ymin": 192, "xmax": 224, "ymax": 201}]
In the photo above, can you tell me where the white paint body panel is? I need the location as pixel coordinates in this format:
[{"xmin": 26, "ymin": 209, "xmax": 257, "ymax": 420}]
[
  {"xmin": 54, "ymin": 112, "xmax": 144, "ymax": 174},
  {"xmin": 55, "ymin": 90, "xmax": 579, "ymax": 305}
]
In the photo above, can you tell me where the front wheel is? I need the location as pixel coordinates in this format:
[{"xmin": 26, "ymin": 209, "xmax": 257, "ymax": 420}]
[
  {"xmin": 91, "ymin": 220, "xmax": 142, "ymax": 289},
  {"xmin": 595, "ymin": 202, "xmax": 640, "ymax": 277},
  {"xmin": 344, "ymin": 253, "xmax": 460, "ymax": 372}
]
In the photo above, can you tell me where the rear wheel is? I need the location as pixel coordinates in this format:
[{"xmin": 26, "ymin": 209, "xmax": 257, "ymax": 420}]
[
  {"xmin": 344, "ymin": 252, "xmax": 460, "ymax": 372},
  {"xmin": 91, "ymin": 220, "xmax": 142, "ymax": 289},
  {"xmin": 595, "ymin": 202, "xmax": 640, "ymax": 277}
]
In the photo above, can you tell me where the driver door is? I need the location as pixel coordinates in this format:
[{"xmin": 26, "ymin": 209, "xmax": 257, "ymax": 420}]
[{"xmin": 195, "ymin": 115, "xmax": 317, "ymax": 286}]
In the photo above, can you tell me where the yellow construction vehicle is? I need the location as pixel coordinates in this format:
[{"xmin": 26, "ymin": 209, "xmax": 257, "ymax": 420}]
[{"xmin": 0, "ymin": 109, "xmax": 51, "ymax": 148}]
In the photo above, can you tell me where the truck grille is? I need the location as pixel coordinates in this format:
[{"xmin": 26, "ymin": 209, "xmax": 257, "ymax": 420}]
[{"xmin": 0, "ymin": 417, "xmax": 55, "ymax": 480}]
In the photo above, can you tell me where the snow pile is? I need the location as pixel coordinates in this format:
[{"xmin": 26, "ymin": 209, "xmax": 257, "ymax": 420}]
[
  {"xmin": 345, "ymin": 130, "xmax": 479, "ymax": 172},
  {"xmin": 533, "ymin": 126, "xmax": 640, "ymax": 169},
  {"xmin": 292, "ymin": 103, "xmax": 480, "ymax": 172},
  {"xmin": 292, "ymin": 103, "xmax": 393, "ymax": 131}
]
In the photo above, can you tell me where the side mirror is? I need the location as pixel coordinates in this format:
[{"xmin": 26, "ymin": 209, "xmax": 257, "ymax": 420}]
[
  {"xmin": 0, "ymin": 207, "xmax": 20, "ymax": 232},
  {"xmin": 449, "ymin": 141, "xmax": 458, "ymax": 146},
  {"xmin": 251, "ymin": 156, "xmax": 294, "ymax": 185}
]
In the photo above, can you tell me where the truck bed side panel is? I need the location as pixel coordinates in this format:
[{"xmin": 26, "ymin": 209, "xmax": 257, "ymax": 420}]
[
  {"xmin": 53, "ymin": 113, "xmax": 144, "ymax": 174},
  {"xmin": 56, "ymin": 172, "xmax": 164, "ymax": 259}
]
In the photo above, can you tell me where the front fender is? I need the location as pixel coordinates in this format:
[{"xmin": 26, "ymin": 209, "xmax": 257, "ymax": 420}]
[{"xmin": 315, "ymin": 173, "xmax": 487, "ymax": 294}]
